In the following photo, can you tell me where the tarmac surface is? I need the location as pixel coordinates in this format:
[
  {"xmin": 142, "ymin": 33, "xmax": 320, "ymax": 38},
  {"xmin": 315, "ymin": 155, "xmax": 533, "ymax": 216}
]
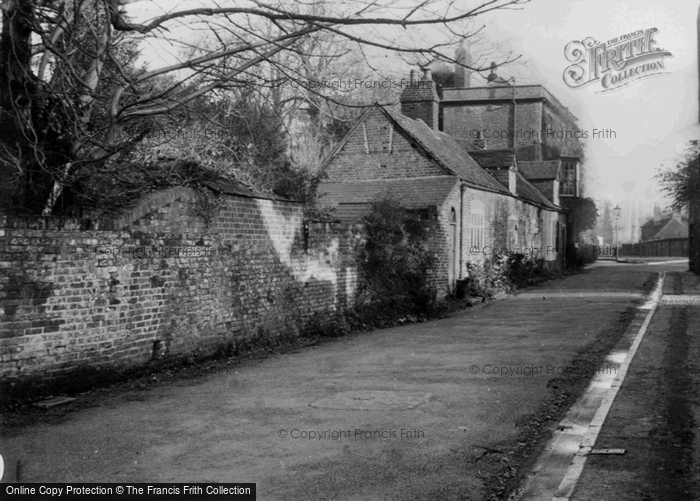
[
  {"xmin": 0, "ymin": 261, "xmax": 688, "ymax": 500},
  {"xmin": 570, "ymin": 264, "xmax": 700, "ymax": 501}
]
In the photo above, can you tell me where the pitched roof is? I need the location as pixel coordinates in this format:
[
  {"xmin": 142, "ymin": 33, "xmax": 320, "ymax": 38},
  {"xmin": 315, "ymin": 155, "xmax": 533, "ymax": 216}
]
[
  {"xmin": 518, "ymin": 160, "xmax": 561, "ymax": 181},
  {"xmin": 654, "ymin": 217, "xmax": 688, "ymax": 240},
  {"xmin": 468, "ymin": 151, "xmax": 558, "ymax": 209},
  {"xmin": 515, "ymin": 172, "xmax": 558, "ymax": 210},
  {"xmin": 318, "ymin": 177, "xmax": 459, "ymax": 222},
  {"xmin": 642, "ymin": 214, "xmax": 689, "ymax": 241},
  {"xmin": 468, "ymin": 149, "xmax": 517, "ymax": 169},
  {"xmin": 379, "ymin": 106, "xmax": 508, "ymax": 194},
  {"xmin": 319, "ymin": 104, "xmax": 562, "ymax": 214}
]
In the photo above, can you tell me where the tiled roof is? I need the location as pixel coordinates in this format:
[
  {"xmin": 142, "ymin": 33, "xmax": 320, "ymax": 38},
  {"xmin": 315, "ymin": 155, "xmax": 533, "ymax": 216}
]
[
  {"xmin": 518, "ymin": 160, "xmax": 561, "ymax": 181},
  {"xmin": 468, "ymin": 149, "xmax": 517, "ymax": 169},
  {"xmin": 642, "ymin": 215, "xmax": 689, "ymax": 241},
  {"xmin": 468, "ymin": 150, "xmax": 558, "ymax": 209},
  {"xmin": 489, "ymin": 169, "xmax": 510, "ymax": 188},
  {"xmin": 654, "ymin": 218, "xmax": 688, "ymax": 240},
  {"xmin": 380, "ymin": 106, "xmax": 508, "ymax": 194},
  {"xmin": 515, "ymin": 172, "xmax": 558, "ymax": 210},
  {"xmin": 318, "ymin": 177, "xmax": 459, "ymax": 222},
  {"xmin": 332, "ymin": 203, "xmax": 372, "ymax": 223},
  {"xmin": 641, "ymin": 218, "xmax": 667, "ymax": 241},
  {"xmin": 320, "ymin": 104, "xmax": 562, "ymax": 215}
]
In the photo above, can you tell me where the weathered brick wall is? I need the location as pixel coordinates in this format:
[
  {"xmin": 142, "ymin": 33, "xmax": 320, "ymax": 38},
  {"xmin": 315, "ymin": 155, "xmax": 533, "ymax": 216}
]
[
  {"xmin": 541, "ymin": 106, "xmax": 585, "ymax": 159},
  {"xmin": 325, "ymin": 108, "xmax": 445, "ymax": 182},
  {"xmin": 429, "ymin": 184, "xmax": 562, "ymax": 296},
  {"xmin": 0, "ymin": 188, "xmax": 362, "ymax": 379},
  {"xmin": 461, "ymin": 187, "xmax": 561, "ymax": 267},
  {"xmin": 442, "ymin": 101, "xmax": 543, "ymax": 151},
  {"xmin": 442, "ymin": 97, "xmax": 583, "ymax": 160}
]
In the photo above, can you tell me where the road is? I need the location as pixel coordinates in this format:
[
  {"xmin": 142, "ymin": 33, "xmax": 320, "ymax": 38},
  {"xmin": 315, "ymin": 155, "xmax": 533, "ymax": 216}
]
[
  {"xmin": 0, "ymin": 263, "xmax": 681, "ymax": 499},
  {"xmin": 571, "ymin": 264, "xmax": 700, "ymax": 500}
]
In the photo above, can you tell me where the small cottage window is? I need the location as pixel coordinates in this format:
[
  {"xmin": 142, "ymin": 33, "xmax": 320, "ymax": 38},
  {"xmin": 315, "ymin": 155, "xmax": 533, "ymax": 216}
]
[{"xmin": 470, "ymin": 202, "xmax": 485, "ymax": 251}]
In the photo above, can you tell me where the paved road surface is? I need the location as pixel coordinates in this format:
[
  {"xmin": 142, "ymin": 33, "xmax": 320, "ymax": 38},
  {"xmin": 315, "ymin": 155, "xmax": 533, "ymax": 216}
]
[
  {"xmin": 0, "ymin": 264, "xmax": 666, "ymax": 499},
  {"xmin": 571, "ymin": 266, "xmax": 700, "ymax": 500}
]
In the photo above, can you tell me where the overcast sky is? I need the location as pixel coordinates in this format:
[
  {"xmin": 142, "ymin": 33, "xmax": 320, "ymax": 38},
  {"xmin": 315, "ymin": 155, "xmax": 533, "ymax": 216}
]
[
  {"xmin": 477, "ymin": 0, "xmax": 700, "ymax": 210},
  {"xmin": 129, "ymin": 0, "xmax": 699, "ymax": 213}
]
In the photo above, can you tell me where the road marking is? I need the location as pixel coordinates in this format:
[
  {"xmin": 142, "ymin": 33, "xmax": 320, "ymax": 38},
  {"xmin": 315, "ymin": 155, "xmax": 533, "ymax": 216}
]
[{"xmin": 518, "ymin": 272, "xmax": 665, "ymax": 501}]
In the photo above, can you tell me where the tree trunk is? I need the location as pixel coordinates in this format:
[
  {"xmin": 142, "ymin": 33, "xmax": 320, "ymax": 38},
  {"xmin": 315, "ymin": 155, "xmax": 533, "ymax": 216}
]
[
  {"xmin": 690, "ymin": 155, "xmax": 700, "ymax": 275},
  {"xmin": 0, "ymin": 0, "xmax": 55, "ymax": 213}
]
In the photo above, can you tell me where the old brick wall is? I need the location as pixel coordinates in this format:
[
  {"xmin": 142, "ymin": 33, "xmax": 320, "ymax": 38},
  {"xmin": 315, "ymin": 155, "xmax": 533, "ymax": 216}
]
[
  {"xmin": 461, "ymin": 187, "xmax": 561, "ymax": 268},
  {"xmin": 324, "ymin": 108, "xmax": 445, "ymax": 182},
  {"xmin": 0, "ymin": 188, "xmax": 362, "ymax": 379},
  {"xmin": 441, "ymin": 96, "xmax": 583, "ymax": 161},
  {"xmin": 541, "ymin": 105, "xmax": 585, "ymax": 159},
  {"xmin": 442, "ymin": 101, "xmax": 543, "ymax": 151}
]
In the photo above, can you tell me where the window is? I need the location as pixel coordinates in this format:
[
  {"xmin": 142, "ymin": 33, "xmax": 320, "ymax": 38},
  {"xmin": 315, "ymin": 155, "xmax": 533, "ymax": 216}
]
[
  {"xmin": 470, "ymin": 203, "xmax": 485, "ymax": 251},
  {"xmin": 560, "ymin": 160, "xmax": 577, "ymax": 196},
  {"xmin": 508, "ymin": 216, "xmax": 519, "ymax": 249}
]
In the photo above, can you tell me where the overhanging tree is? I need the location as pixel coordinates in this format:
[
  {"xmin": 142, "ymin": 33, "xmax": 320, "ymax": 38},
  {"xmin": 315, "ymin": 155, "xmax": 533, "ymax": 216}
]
[
  {"xmin": 657, "ymin": 140, "xmax": 700, "ymax": 273},
  {"xmin": 656, "ymin": 141, "xmax": 700, "ymax": 211},
  {"xmin": 0, "ymin": 0, "xmax": 529, "ymax": 214}
]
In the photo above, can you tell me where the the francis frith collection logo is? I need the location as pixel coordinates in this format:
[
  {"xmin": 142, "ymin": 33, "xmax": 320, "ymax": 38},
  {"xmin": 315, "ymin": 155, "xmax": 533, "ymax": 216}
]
[{"xmin": 563, "ymin": 28, "xmax": 672, "ymax": 92}]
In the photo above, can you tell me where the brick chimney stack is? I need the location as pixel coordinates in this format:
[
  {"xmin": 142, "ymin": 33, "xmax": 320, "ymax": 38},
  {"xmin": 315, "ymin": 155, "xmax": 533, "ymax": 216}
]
[
  {"xmin": 653, "ymin": 205, "xmax": 662, "ymax": 222},
  {"xmin": 400, "ymin": 68, "xmax": 440, "ymax": 130},
  {"xmin": 454, "ymin": 41, "xmax": 472, "ymax": 88},
  {"xmin": 533, "ymin": 140, "xmax": 543, "ymax": 161}
]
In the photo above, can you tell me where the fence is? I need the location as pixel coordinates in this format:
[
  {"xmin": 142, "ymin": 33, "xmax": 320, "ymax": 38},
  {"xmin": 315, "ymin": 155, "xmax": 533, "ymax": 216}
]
[{"xmin": 619, "ymin": 238, "xmax": 688, "ymax": 258}]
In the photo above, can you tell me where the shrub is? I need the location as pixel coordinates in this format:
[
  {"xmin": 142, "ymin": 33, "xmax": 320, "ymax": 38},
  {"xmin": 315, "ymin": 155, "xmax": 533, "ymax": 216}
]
[
  {"xmin": 465, "ymin": 252, "xmax": 557, "ymax": 296},
  {"xmin": 572, "ymin": 243, "xmax": 599, "ymax": 267},
  {"xmin": 355, "ymin": 197, "xmax": 438, "ymax": 318}
]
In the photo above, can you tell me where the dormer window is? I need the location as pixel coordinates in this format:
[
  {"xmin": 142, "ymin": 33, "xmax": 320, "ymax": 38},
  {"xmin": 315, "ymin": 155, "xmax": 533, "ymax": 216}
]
[{"xmin": 560, "ymin": 159, "xmax": 579, "ymax": 197}]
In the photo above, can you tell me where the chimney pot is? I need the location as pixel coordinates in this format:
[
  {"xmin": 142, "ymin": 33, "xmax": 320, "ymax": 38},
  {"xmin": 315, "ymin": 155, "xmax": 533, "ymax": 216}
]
[
  {"xmin": 487, "ymin": 61, "xmax": 498, "ymax": 83},
  {"xmin": 422, "ymin": 68, "xmax": 432, "ymax": 81}
]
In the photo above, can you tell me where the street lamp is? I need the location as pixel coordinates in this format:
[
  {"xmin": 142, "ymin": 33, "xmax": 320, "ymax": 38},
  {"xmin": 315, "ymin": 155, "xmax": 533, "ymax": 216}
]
[{"xmin": 613, "ymin": 204, "xmax": 622, "ymax": 261}]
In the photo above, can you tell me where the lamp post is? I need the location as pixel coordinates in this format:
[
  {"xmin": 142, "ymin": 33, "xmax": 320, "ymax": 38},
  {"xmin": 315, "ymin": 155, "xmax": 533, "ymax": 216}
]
[{"xmin": 613, "ymin": 204, "xmax": 622, "ymax": 261}]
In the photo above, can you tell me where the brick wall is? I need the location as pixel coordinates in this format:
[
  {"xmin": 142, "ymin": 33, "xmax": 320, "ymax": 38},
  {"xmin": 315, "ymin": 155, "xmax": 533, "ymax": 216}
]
[
  {"xmin": 442, "ymin": 100, "xmax": 543, "ymax": 150},
  {"xmin": 461, "ymin": 187, "xmax": 561, "ymax": 268},
  {"xmin": 441, "ymin": 97, "xmax": 583, "ymax": 160},
  {"xmin": 541, "ymin": 107, "xmax": 585, "ymax": 159},
  {"xmin": 429, "ymin": 184, "xmax": 562, "ymax": 296},
  {"xmin": 325, "ymin": 108, "xmax": 445, "ymax": 182},
  {"xmin": 0, "ymin": 188, "xmax": 362, "ymax": 379}
]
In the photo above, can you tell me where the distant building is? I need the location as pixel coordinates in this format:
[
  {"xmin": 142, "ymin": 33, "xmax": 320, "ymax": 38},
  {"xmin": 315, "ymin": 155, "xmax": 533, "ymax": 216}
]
[
  {"xmin": 441, "ymin": 58, "xmax": 584, "ymax": 200},
  {"xmin": 640, "ymin": 206, "xmax": 689, "ymax": 242}
]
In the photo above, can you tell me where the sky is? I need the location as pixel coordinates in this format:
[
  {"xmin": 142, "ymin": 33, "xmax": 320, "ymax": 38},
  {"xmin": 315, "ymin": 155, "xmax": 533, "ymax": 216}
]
[
  {"xmin": 127, "ymin": 0, "xmax": 699, "ymax": 223},
  {"xmin": 475, "ymin": 0, "xmax": 700, "ymax": 215}
]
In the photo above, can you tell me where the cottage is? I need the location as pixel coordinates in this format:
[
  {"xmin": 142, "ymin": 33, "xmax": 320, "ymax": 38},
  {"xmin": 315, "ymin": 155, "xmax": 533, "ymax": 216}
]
[
  {"xmin": 641, "ymin": 207, "xmax": 689, "ymax": 242},
  {"xmin": 318, "ymin": 74, "xmax": 568, "ymax": 297}
]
